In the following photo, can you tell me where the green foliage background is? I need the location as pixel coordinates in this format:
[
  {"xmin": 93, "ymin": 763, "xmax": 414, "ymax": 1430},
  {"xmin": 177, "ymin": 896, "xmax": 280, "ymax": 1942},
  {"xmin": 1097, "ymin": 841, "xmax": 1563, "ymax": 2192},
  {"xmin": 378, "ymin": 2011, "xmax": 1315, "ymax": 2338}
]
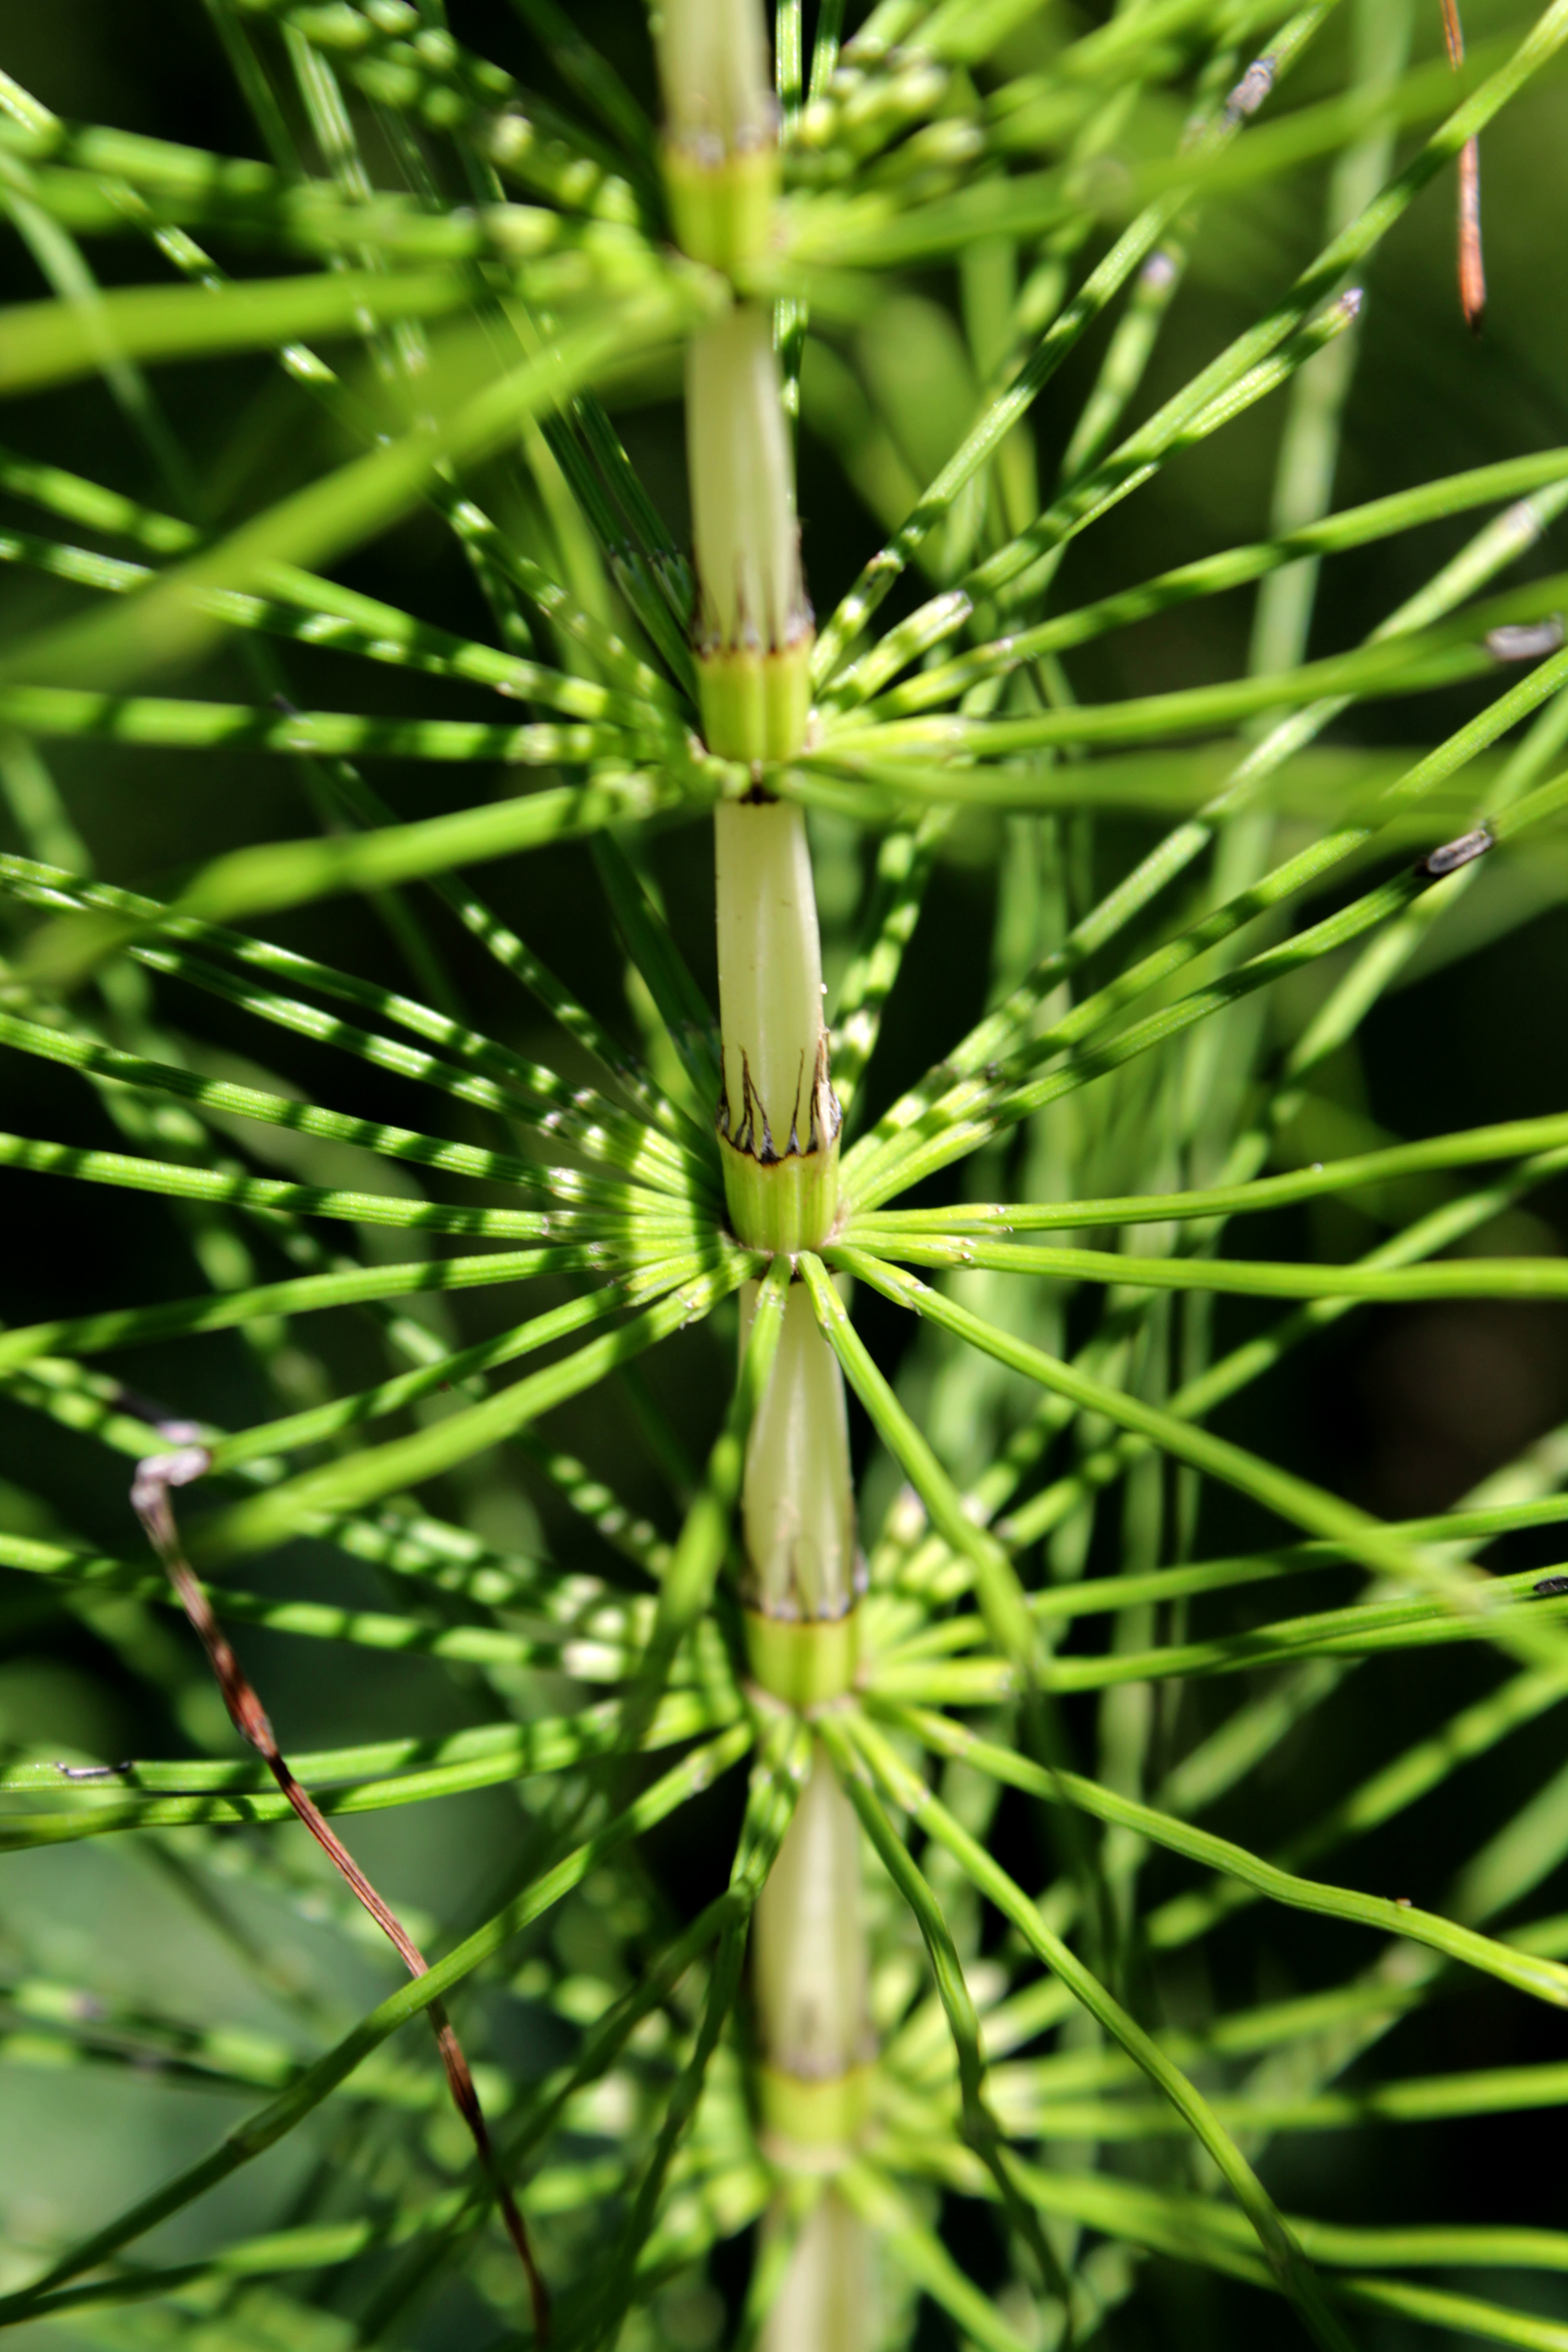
[{"xmin": 5, "ymin": 2, "xmax": 1568, "ymax": 2348}]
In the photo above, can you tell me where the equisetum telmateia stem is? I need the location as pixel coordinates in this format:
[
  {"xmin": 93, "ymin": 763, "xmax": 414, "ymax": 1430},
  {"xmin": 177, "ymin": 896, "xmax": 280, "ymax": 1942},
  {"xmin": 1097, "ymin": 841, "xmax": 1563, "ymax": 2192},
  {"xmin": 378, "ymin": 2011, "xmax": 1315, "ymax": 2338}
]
[{"xmin": 654, "ymin": 0, "xmax": 875, "ymax": 2337}]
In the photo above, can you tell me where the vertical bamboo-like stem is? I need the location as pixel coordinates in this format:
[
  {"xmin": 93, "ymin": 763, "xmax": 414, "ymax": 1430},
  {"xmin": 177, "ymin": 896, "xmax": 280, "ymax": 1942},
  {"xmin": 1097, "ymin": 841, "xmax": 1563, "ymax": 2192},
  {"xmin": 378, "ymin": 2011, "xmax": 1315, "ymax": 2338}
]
[
  {"xmin": 755, "ymin": 2186, "xmax": 875, "ymax": 2352},
  {"xmin": 741, "ymin": 1284, "xmax": 856, "ymax": 1619},
  {"xmin": 655, "ymin": 2, "xmax": 873, "ymax": 2342},
  {"xmin": 685, "ymin": 292, "xmax": 835, "ymax": 1251}
]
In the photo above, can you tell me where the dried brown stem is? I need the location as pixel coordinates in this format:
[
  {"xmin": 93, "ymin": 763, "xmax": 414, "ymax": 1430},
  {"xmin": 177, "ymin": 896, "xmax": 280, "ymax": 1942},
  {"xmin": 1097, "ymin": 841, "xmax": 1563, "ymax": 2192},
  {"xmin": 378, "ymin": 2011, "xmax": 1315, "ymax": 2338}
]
[
  {"xmin": 1441, "ymin": 0, "xmax": 1487, "ymax": 331},
  {"xmin": 129, "ymin": 1438, "xmax": 550, "ymax": 2342}
]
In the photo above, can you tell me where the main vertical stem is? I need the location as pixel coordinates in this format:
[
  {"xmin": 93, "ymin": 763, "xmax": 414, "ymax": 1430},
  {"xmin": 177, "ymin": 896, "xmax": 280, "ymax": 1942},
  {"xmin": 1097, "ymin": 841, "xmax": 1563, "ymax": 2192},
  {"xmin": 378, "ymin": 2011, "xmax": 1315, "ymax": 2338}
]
[{"xmin": 655, "ymin": 3, "xmax": 873, "ymax": 2339}]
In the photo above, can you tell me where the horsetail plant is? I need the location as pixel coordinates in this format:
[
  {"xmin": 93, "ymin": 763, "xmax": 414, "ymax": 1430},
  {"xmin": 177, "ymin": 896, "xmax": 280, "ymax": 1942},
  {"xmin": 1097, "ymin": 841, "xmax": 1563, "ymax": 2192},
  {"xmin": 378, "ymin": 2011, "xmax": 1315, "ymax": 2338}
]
[
  {"xmin": 660, "ymin": 12, "xmax": 869, "ymax": 2322},
  {"xmin": 6, "ymin": 0, "xmax": 1568, "ymax": 2349}
]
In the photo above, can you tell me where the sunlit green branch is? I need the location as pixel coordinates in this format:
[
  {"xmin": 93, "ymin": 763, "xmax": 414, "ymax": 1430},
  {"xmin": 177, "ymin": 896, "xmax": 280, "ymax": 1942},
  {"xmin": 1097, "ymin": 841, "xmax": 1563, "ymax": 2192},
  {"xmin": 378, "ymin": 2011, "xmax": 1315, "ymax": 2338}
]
[
  {"xmin": 815, "ymin": 1711, "xmax": 1069, "ymax": 2313},
  {"xmin": 0, "ymin": 1517, "xmax": 707, "ymax": 1691},
  {"xmin": 0, "ymin": 118, "xmax": 636, "ymax": 263},
  {"xmin": 875, "ymin": 1491, "xmax": 1568, "ymax": 1641},
  {"xmin": 839, "ymin": 1710, "xmax": 1357, "ymax": 2352},
  {"xmin": 965, "ymin": 1148, "xmax": 1568, "ymax": 1583},
  {"xmin": 0, "ymin": 1002, "xmax": 656, "ymax": 1208},
  {"xmin": 133, "ymin": 766, "xmax": 705, "ymax": 934},
  {"xmin": 0, "ymin": 1352, "xmax": 647, "ymax": 1638},
  {"xmin": 0, "ymin": 435, "xmax": 198, "ymax": 552},
  {"xmin": 0, "ymin": 78, "xmax": 694, "ymax": 720},
  {"xmin": 620, "ymin": 1256, "xmax": 791, "ymax": 1747},
  {"xmin": 0, "ymin": 1720, "xmax": 753, "ymax": 2323},
  {"xmin": 837, "ymin": 450, "xmax": 1568, "ymax": 719},
  {"xmin": 886, "ymin": 2139, "xmax": 1568, "ymax": 2350},
  {"xmin": 829, "ymin": 813, "xmax": 949, "ymax": 1125},
  {"xmin": 592, "ymin": 831, "xmax": 725, "ymax": 1107},
  {"xmin": 850, "ymin": 724, "xmax": 1568, "ymax": 1208},
  {"xmin": 231, "ymin": 0, "xmax": 649, "ymax": 219},
  {"xmin": 822, "ymin": 570, "xmax": 1568, "ymax": 759},
  {"xmin": 7, "ymin": 854, "xmax": 710, "ymax": 1183},
  {"xmin": 0, "ymin": 266, "xmax": 480, "ymax": 395},
  {"xmin": 0, "ymin": 681, "xmax": 645, "ymax": 765},
  {"xmin": 0, "ymin": 279, "xmax": 699, "ymax": 698},
  {"xmin": 127, "ymin": 940, "xmax": 710, "ymax": 1201},
  {"xmin": 848, "ymin": 1112, "xmax": 1568, "ymax": 1236},
  {"xmin": 197, "ymin": 1251, "xmax": 756, "ymax": 1554},
  {"xmin": 196, "ymin": 1245, "xmax": 729, "ymax": 1474},
  {"xmin": 306, "ymin": 761, "xmax": 701, "ymax": 1145},
  {"xmin": 0, "ymin": 1242, "xmax": 694, "ymax": 1374},
  {"xmin": 796, "ymin": 1251, "xmax": 1035, "ymax": 1669},
  {"xmin": 988, "ymin": 2058, "xmax": 1568, "ymax": 2141},
  {"xmin": 843, "ymin": 1231, "xmax": 1568, "ymax": 1304},
  {"xmin": 364, "ymin": 1720, "xmax": 808, "ymax": 2315},
  {"xmin": 873, "ymin": 1575, "xmax": 1568, "ymax": 1688},
  {"xmin": 0, "ymin": 2024, "xmax": 499, "ymax": 2121},
  {"xmin": 965, "ymin": 2, "xmax": 1568, "ymax": 612},
  {"xmin": 836, "ymin": 2158, "xmax": 1038, "ymax": 2352},
  {"xmin": 0, "ymin": 522, "xmax": 685, "ymax": 735},
  {"xmin": 575, "ymin": 1727, "xmax": 809, "ymax": 2343},
  {"xmin": 834, "ymin": 1243, "xmax": 1568, "ymax": 1669},
  {"xmin": 0, "ymin": 1689, "xmax": 733, "ymax": 1850},
  {"xmin": 809, "ymin": 0, "xmax": 1347, "ymax": 673},
  {"xmin": 844, "ymin": 484, "xmax": 1568, "ymax": 1189},
  {"xmin": 878, "ymin": 1703, "xmax": 1568, "ymax": 2012},
  {"xmin": 0, "ymin": 1129, "xmax": 575, "ymax": 1238}
]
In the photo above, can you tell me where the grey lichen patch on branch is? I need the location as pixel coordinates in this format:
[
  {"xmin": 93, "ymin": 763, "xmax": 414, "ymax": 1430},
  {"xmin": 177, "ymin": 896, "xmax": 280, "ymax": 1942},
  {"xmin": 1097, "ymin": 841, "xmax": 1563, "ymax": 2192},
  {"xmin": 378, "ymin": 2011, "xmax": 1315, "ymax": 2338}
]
[
  {"xmin": 1223, "ymin": 52, "xmax": 1277, "ymax": 124},
  {"xmin": 1419, "ymin": 824, "xmax": 1494, "ymax": 878}
]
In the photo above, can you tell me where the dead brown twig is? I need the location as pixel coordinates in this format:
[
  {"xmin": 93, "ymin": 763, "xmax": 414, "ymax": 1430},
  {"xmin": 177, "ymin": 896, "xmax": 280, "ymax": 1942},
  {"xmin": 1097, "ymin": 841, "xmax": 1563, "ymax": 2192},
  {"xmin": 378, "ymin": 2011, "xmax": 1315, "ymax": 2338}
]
[
  {"xmin": 1441, "ymin": 0, "xmax": 1487, "ymax": 333},
  {"xmin": 129, "ymin": 1435, "xmax": 550, "ymax": 2342}
]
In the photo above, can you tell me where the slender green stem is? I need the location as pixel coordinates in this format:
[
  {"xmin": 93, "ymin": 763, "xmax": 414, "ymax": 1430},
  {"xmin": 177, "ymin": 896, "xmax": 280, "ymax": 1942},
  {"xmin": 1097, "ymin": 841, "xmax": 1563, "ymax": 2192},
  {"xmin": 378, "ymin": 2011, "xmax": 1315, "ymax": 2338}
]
[
  {"xmin": 0, "ymin": 1721, "xmax": 753, "ymax": 2321},
  {"xmin": 840, "ymin": 1712, "xmax": 1358, "ymax": 2352}
]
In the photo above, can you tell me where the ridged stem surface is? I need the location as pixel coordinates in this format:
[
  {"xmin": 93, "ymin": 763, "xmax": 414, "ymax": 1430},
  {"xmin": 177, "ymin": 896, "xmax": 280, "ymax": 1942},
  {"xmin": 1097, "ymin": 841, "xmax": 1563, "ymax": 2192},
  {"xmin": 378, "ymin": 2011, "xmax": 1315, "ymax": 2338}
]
[{"xmin": 657, "ymin": 0, "xmax": 872, "ymax": 2329}]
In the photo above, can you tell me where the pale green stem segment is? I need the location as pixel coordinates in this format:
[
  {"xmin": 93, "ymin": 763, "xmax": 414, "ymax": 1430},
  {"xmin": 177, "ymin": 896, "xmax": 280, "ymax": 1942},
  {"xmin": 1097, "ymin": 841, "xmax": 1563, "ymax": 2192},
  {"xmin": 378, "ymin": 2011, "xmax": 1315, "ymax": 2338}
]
[
  {"xmin": 739, "ymin": 1285, "xmax": 871, "ymax": 2192},
  {"xmin": 655, "ymin": 0, "xmax": 830, "ymax": 1253},
  {"xmin": 658, "ymin": 1, "xmax": 870, "ymax": 2330},
  {"xmin": 814, "ymin": 1711, "xmax": 1072, "ymax": 2323},
  {"xmin": 655, "ymin": 0, "xmax": 780, "ymax": 270},
  {"xmin": 756, "ymin": 2186, "xmax": 875, "ymax": 2352},
  {"xmin": 754, "ymin": 1750, "xmax": 875, "ymax": 2113},
  {"xmin": 741, "ymin": 1282, "xmax": 857, "ymax": 1620},
  {"xmin": 714, "ymin": 795, "xmax": 841, "ymax": 1249},
  {"xmin": 681, "ymin": 238, "xmax": 830, "ymax": 1250},
  {"xmin": 617, "ymin": 1252, "xmax": 793, "ymax": 1754},
  {"xmin": 687, "ymin": 305, "xmax": 810, "ymax": 671}
]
